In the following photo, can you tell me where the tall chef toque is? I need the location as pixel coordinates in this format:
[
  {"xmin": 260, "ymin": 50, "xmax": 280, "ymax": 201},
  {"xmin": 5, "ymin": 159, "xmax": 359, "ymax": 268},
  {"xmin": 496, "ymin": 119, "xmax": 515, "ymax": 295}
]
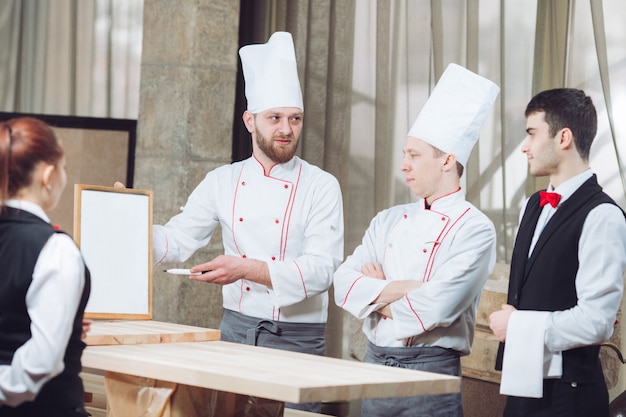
[
  {"xmin": 407, "ymin": 63, "xmax": 500, "ymax": 167},
  {"xmin": 239, "ymin": 31, "xmax": 304, "ymax": 114}
]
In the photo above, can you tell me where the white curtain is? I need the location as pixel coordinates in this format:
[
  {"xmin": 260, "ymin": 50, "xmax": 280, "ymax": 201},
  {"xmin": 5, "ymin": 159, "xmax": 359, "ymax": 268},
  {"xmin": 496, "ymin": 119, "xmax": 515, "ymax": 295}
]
[
  {"xmin": 347, "ymin": 0, "xmax": 626, "ymax": 264},
  {"xmin": 0, "ymin": 0, "xmax": 142, "ymax": 119},
  {"xmin": 2, "ymin": 0, "xmax": 623, "ymax": 256}
]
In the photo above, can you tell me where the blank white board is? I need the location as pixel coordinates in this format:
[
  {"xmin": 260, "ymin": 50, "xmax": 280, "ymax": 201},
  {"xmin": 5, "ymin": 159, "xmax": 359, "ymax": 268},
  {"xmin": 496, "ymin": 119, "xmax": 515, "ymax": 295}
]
[{"xmin": 74, "ymin": 184, "xmax": 153, "ymax": 319}]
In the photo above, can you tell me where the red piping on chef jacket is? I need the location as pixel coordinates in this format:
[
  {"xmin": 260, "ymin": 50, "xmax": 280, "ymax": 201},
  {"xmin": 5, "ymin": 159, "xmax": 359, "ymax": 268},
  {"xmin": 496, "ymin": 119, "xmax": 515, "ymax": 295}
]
[
  {"xmin": 340, "ymin": 275, "xmax": 365, "ymax": 308},
  {"xmin": 293, "ymin": 261, "xmax": 307, "ymax": 298},
  {"xmin": 407, "ymin": 207, "xmax": 472, "ymax": 332},
  {"xmin": 270, "ymin": 163, "xmax": 308, "ymax": 300},
  {"xmin": 231, "ymin": 166, "xmax": 246, "ymax": 258},
  {"xmin": 156, "ymin": 235, "xmax": 169, "ymax": 265},
  {"xmin": 422, "ymin": 207, "xmax": 470, "ymax": 282},
  {"xmin": 277, "ymin": 164, "xmax": 302, "ymax": 261},
  {"xmin": 232, "ymin": 165, "xmax": 247, "ymax": 312}
]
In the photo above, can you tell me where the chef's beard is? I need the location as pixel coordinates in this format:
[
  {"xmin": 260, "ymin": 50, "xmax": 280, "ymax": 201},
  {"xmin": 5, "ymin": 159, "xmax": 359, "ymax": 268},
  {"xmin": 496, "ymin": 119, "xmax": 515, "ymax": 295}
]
[{"xmin": 255, "ymin": 128, "xmax": 298, "ymax": 164}]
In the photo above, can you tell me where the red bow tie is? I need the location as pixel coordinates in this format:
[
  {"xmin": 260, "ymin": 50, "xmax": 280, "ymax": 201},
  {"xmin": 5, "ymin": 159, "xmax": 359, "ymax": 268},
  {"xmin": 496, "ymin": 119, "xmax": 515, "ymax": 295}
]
[{"xmin": 539, "ymin": 191, "xmax": 561, "ymax": 208}]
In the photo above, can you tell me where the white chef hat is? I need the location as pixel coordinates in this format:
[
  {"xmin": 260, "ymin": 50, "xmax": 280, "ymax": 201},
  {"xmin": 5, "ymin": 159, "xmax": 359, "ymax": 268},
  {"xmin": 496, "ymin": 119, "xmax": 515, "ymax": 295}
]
[
  {"xmin": 239, "ymin": 31, "xmax": 304, "ymax": 114},
  {"xmin": 407, "ymin": 63, "xmax": 499, "ymax": 167}
]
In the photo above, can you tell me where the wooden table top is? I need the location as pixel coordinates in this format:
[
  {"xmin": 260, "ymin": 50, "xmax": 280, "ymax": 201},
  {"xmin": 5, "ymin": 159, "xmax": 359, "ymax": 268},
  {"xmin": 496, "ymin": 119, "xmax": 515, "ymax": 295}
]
[
  {"xmin": 82, "ymin": 340, "xmax": 460, "ymax": 404},
  {"xmin": 85, "ymin": 320, "xmax": 221, "ymax": 346}
]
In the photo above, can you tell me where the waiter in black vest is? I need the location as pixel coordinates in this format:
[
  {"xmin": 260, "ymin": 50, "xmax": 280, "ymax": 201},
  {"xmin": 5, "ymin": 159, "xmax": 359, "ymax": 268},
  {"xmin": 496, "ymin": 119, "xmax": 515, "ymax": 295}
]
[
  {"xmin": 0, "ymin": 117, "xmax": 91, "ymax": 417},
  {"xmin": 489, "ymin": 88, "xmax": 626, "ymax": 417}
]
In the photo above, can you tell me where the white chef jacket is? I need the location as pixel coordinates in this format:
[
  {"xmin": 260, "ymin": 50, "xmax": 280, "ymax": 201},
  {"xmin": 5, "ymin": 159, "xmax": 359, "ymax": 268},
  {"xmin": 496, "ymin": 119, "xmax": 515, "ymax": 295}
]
[
  {"xmin": 0, "ymin": 200, "xmax": 86, "ymax": 407},
  {"xmin": 334, "ymin": 189, "xmax": 496, "ymax": 353},
  {"xmin": 153, "ymin": 155, "xmax": 344, "ymax": 323}
]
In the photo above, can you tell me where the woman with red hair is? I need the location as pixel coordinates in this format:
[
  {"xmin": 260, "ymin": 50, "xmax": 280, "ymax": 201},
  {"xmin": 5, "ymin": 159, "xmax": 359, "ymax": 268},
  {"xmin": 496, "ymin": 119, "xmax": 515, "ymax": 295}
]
[{"xmin": 0, "ymin": 117, "xmax": 91, "ymax": 417}]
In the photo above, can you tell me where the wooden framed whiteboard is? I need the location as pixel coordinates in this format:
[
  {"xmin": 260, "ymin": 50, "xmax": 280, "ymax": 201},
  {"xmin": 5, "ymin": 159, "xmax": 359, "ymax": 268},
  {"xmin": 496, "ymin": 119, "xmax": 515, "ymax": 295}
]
[{"xmin": 74, "ymin": 184, "xmax": 153, "ymax": 319}]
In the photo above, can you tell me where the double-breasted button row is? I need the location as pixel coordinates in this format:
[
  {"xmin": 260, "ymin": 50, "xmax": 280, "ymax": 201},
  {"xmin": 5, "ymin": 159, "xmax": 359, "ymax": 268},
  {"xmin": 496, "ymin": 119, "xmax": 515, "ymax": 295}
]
[
  {"xmin": 240, "ymin": 180, "xmax": 291, "ymax": 190},
  {"xmin": 237, "ymin": 217, "xmax": 281, "ymax": 224}
]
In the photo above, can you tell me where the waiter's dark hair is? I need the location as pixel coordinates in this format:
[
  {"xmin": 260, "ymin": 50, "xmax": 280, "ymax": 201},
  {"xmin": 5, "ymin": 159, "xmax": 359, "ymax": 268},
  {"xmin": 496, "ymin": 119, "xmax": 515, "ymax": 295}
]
[
  {"xmin": 525, "ymin": 88, "xmax": 597, "ymax": 162},
  {"xmin": 0, "ymin": 117, "xmax": 64, "ymax": 210}
]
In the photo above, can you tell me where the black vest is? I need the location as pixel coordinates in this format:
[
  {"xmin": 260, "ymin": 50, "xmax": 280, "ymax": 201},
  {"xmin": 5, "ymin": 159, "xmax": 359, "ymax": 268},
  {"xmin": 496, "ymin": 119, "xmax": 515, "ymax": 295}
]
[
  {"xmin": 496, "ymin": 175, "xmax": 624, "ymax": 383},
  {"xmin": 0, "ymin": 207, "xmax": 91, "ymax": 414}
]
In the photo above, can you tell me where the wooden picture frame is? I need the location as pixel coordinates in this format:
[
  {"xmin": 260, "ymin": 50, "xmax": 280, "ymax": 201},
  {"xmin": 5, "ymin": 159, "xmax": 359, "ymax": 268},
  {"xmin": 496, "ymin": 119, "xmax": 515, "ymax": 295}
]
[{"xmin": 74, "ymin": 184, "xmax": 153, "ymax": 319}]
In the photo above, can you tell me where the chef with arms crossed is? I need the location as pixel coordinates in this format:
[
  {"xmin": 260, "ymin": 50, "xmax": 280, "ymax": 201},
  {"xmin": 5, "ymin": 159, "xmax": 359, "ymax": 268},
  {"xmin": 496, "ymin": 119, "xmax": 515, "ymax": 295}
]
[{"xmin": 334, "ymin": 63, "xmax": 499, "ymax": 417}]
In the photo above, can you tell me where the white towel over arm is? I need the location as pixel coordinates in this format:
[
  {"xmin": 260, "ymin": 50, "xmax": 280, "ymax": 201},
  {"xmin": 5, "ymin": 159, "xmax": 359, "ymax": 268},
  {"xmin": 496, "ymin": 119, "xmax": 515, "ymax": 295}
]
[{"xmin": 500, "ymin": 310, "xmax": 562, "ymax": 398}]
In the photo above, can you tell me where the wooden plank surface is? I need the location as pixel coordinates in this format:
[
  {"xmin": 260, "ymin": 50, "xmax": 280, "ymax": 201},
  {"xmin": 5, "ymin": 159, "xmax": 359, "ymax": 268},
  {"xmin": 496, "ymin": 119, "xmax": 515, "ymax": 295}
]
[
  {"xmin": 81, "ymin": 371, "xmax": 107, "ymax": 410},
  {"xmin": 82, "ymin": 341, "xmax": 460, "ymax": 404},
  {"xmin": 85, "ymin": 320, "xmax": 220, "ymax": 346}
]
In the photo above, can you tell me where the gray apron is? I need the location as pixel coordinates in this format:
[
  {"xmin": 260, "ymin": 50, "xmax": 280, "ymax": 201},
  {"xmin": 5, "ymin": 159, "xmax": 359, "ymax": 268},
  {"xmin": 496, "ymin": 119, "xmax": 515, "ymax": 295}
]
[
  {"xmin": 360, "ymin": 341, "xmax": 463, "ymax": 417},
  {"xmin": 219, "ymin": 309, "xmax": 325, "ymax": 413}
]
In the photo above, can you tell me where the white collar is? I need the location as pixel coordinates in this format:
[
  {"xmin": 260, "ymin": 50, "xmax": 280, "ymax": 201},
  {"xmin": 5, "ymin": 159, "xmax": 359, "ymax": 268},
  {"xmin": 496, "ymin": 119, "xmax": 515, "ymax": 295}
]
[
  {"xmin": 548, "ymin": 169, "xmax": 593, "ymax": 204},
  {"xmin": 5, "ymin": 199, "xmax": 51, "ymax": 223}
]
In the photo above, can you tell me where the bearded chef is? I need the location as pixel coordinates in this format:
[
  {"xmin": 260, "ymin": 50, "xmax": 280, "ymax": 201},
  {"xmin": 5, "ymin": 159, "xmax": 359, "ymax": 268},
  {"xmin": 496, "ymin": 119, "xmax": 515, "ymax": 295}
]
[
  {"xmin": 152, "ymin": 31, "xmax": 343, "ymax": 367},
  {"xmin": 333, "ymin": 63, "xmax": 499, "ymax": 417}
]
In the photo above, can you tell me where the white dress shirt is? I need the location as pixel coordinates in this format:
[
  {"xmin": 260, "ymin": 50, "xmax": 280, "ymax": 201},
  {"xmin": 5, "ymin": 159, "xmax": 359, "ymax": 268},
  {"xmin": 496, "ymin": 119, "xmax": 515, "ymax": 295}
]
[
  {"xmin": 0, "ymin": 200, "xmax": 86, "ymax": 407},
  {"xmin": 521, "ymin": 170, "xmax": 626, "ymax": 350}
]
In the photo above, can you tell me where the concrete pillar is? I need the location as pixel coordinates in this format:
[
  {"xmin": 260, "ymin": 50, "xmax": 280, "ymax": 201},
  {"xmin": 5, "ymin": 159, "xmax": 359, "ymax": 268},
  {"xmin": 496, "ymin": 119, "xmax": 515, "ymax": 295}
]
[{"xmin": 135, "ymin": 0, "xmax": 240, "ymax": 328}]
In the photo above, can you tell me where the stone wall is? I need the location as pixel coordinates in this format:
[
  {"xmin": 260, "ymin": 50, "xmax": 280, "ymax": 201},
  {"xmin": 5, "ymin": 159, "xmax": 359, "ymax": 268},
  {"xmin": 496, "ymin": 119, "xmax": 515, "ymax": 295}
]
[{"xmin": 135, "ymin": 0, "xmax": 240, "ymax": 329}]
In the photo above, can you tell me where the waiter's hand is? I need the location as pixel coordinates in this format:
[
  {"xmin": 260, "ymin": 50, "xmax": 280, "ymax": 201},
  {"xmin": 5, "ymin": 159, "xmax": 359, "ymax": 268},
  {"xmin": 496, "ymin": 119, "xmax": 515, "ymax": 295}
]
[
  {"xmin": 81, "ymin": 319, "xmax": 92, "ymax": 341},
  {"xmin": 113, "ymin": 181, "xmax": 126, "ymax": 189},
  {"xmin": 361, "ymin": 262, "xmax": 385, "ymax": 279},
  {"xmin": 489, "ymin": 304, "xmax": 516, "ymax": 342},
  {"xmin": 190, "ymin": 255, "xmax": 271, "ymax": 287}
]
